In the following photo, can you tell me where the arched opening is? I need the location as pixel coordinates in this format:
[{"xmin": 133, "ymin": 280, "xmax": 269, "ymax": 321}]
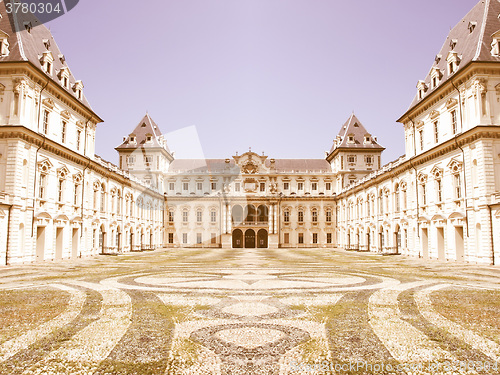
[
  {"xmin": 72, "ymin": 227, "xmax": 79, "ymax": 259},
  {"xmin": 245, "ymin": 205, "xmax": 256, "ymax": 224},
  {"xmin": 36, "ymin": 225, "xmax": 45, "ymax": 262},
  {"xmin": 245, "ymin": 229, "xmax": 256, "ymax": 248},
  {"xmin": 257, "ymin": 229, "xmax": 268, "ymax": 248},
  {"xmin": 99, "ymin": 225, "xmax": 106, "ymax": 254},
  {"xmin": 232, "ymin": 229, "xmax": 243, "ymax": 248},
  {"xmin": 257, "ymin": 205, "xmax": 269, "ymax": 223},
  {"xmin": 232, "ymin": 205, "xmax": 243, "ymax": 225},
  {"xmin": 395, "ymin": 224, "xmax": 401, "ymax": 255}
]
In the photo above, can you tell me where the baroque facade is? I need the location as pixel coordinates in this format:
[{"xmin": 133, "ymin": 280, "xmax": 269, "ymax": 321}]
[{"xmin": 1, "ymin": 0, "xmax": 500, "ymax": 265}]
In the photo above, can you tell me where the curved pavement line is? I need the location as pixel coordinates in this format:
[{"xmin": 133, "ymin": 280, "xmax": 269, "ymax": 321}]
[
  {"xmin": 368, "ymin": 280, "xmax": 458, "ymax": 365},
  {"xmin": 414, "ymin": 284, "xmax": 500, "ymax": 363},
  {"xmin": 27, "ymin": 280, "xmax": 132, "ymax": 372},
  {"xmin": 0, "ymin": 284, "xmax": 85, "ymax": 363}
]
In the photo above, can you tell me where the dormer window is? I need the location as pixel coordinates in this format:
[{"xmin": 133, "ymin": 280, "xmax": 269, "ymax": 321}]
[
  {"xmin": 491, "ymin": 32, "xmax": 500, "ymax": 56},
  {"xmin": 24, "ymin": 22, "xmax": 32, "ymax": 33},
  {"xmin": 347, "ymin": 134, "xmax": 355, "ymax": 143},
  {"xmin": 417, "ymin": 80, "xmax": 428, "ymax": 100},
  {"xmin": 0, "ymin": 33, "xmax": 9, "ymax": 56},
  {"xmin": 450, "ymin": 39, "xmax": 457, "ymax": 50},
  {"xmin": 468, "ymin": 22, "xmax": 477, "ymax": 33},
  {"xmin": 435, "ymin": 54, "xmax": 442, "ymax": 63},
  {"xmin": 58, "ymin": 67, "xmax": 70, "ymax": 89},
  {"xmin": 42, "ymin": 39, "xmax": 50, "ymax": 50},
  {"xmin": 146, "ymin": 134, "xmax": 152, "ymax": 143},
  {"xmin": 40, "ymin": 51, "xmax": 54, "ymax": 75},
  {"xmin": 430, "ymin": 67, "xmax": 442, "ymax": 88},
  {"xmin": 364, "ymin": 135, "xmax": 371, "ymax": 144},
  {"xmin": 129, "ymin": 135, "xmax": 136, "ymax": 143},
  {"xmin": 447, "ymin": 51, "xmax": 461, "ymax": 74},
  {"xmin": 73, "ymin": 80, "xmax": 84, "ymax": 100}
]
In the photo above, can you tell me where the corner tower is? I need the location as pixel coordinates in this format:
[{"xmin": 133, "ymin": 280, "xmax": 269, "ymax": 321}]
[
  {"xmin": 115, "ymin": 114, "xmax": 174, "ymax": 191},
  {"xmin": 326, "ymin": 113, "xmax": 384, "ymax": 190}
]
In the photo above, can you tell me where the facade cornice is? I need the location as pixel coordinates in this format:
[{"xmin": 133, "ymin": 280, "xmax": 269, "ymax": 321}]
[
  {"xmin": 336, "ymin": 125, "xmax": 500, "ymax": 199},
  {"xmin": 0, "ymin": 61, "xmax": 103, "ymax": 124},
  {"xmin": 398, "ymin": 62, "xmax": 500, "ymax": 124},
  {"xmin": 0, "ymin": 126, "xmax": 163, "ymax": 199}
]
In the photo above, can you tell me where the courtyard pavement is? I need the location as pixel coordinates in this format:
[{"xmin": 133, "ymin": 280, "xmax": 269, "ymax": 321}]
[{"xmin": 0, "ymin": 247, "xmax": 499, "ymax": 374}]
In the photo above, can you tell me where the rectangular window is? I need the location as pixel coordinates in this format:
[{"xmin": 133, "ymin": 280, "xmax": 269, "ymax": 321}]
[
  {"xmin": 39, "ymin": 174, "xmax": 46, "ymax": 199},
  {"xmin": 313, "ymin": 233, "xmax": 318, "ymax": 244},
  {"xmin": 284, "ymin": 211, "xmax": 290, "ymax": 223},
  {"xmin": 419, "ymin": 129, "xmax": 424, "ymax": 151},
  {"xmin": 235, "ymin": 182, "xmax": 240, "ymax": 192},
  {"xmin": 197, "ymin": 211, "xmax": 202, "ymax": 223},
  {"xmin": 298, "ymin": 233, "xmax": 304, "ymax": 244},
  {"xmin": 168, "ymin": 233, "xmax": 174, "ymax": 244},
  {"xmin": 74, "ymin": 184, "xmax": 79, "ymax": 205},
  {"xmin": 42, "ymin": 110, "xmax": 49, "ymax": 134},
  {"xmin": 365, "ymin": 155, "xmax": 373, "ymax": 164},
  {"xmin": 211, "ymin": 182, "xmax": 217, "ymax": 190},
  {"xmin": 421, "ymin": 184, "xmax": 427, "ymax": 205},
  {"xmin": 182, "ymin": 233, "xmax": 187, "ymax": 244},
  {"xmin": 284, "ymin": 233, "xmax": 289, "ymax": 244},
  {"xmin": 127, "ymin": 156, "xmax": 135, "ymax": 165},
  {"xmin": 326, "ymin": 211, "xmax": 332, "ymax": 222},
  {"xmin": 196, "ymin": 233, "xmax": 202, "ymax": 244},
  {"xmin": 183, "ymin": 182, "xmax": 189, "ymax": 191},
  {"xmin": 298, "ymin": 211, "xmax": 304, "ymax": 222},
  {"xmin": 298, "ymin": 182, "xmax": 304, "ymax": 190},
  {"xmin": 347, "ymin": 155, "xmax": 356, "ymax": 163},
  {"xmin": 182, "ymin": 211, "xmax": 188, "ymax": 223},
  {"xmin": 325, "ymin": 182, "xmax": 331, "ymax": 190},
  {"xmin": 284, "ymin": 182, "xmax": 289, "ymax": 190},
  {"xmin": 76, "ymin": 129, "xmax": 81, "ymax": 151},
  {"xmin": 260, "ymin": 182, "xmax": 266, "ymax": 192},
  {"xmin": 455, "ymin": 174, "xmax": 462, "ymax": 198},
  {"xmin": 451, "ymin": 110, "xmax": 458, "ymax": 134},
  {"xmin": 61, "ymin": 121, "xmax": 67, "ymax": 143},
  {"xmin": 211, "ymin": 234, "xmax": 217, "ymax": 244},
  {"xmin": 327, "ymin": 233, "xmax": 332, "ymax": 244},
  {"xmin": 145, "ymin": 156, "xmax": 153, "ymax": 164},
  {"xmin": 312, "ymin": 211, "xmax": 318, "ymax": 222},
  {"xmin": 169, "ymin": 211, "xmax": 174, "ymax": 222},
  {"xmin": 434, "ymin": 121, "xmax": 439, "ymax": 143},
  {"xmin": 169, "ymin": 182, "xmax": 175, "ymax": 191},
  {"xmin": 197, "ymin": 182, "xmax": 203, "ymax": 191},
  {"xmin": 436, "ymin": 179, "xmax": 442, "ymax": 202},
  {"xmin": 312, "ymin": 182, "xmax": 317, "ymax": 191},
  {"xmin": 58, "ymin": 179, "xmax": 64, "ymax": 202},
  {"xmin": 211, "ymin": 211, "xmax": 217, "ymax": 223}
]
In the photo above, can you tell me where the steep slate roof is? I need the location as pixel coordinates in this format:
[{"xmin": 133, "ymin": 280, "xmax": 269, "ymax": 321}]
[
  {"xmin": 328, "ymin": 114, "xmax": 384, "ymax": 155},
  {"xmin": 115, "ymin": 114, "xmax": 172, "ymax": 154},
  {"xmin": 407, "ymin": 0, "xmax": 500, "ymax": 110},
  {"xmin": 168, "ymin": 158, "xmax": 330, "ymax": 174},
  {"xmin": 0, "ymin": 1, "xmax": 93, "ymax": 109}
]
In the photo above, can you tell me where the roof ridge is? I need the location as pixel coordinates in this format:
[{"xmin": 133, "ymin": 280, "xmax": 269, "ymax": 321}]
[
  {"xmin": 474, "ymin": 0, "xmax": 490, "ymax": 60},
  {"xmin": 11, "ymin": 3, "xmax": 27, "ymax": 61}
]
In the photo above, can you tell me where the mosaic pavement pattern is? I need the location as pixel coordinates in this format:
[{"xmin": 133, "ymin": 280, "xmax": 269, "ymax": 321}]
[{"xmin": 0, "ymin": 248, "xmax": 499, "ymax": 374}]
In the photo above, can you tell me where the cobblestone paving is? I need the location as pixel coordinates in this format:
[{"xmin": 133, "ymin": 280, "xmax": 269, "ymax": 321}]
[{"xmin": 0, "ymin": 247, "xmax": 499, "ymax": 374}]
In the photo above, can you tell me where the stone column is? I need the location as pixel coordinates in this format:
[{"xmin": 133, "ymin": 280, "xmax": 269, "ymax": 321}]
[
  {"xmin": 227, "ymin": 204, "xmax": 232, "ymax": 233},
  {"xmin": 222, "ymin": 204, "xmax": 227, "ymax": 234},
  {"xmin": 269, "ymin": 204, "xmax": 273, "ymax": 233},
  {"xmin": 273, "ymin": 204, "xmax": 278, "ymax": 234}
]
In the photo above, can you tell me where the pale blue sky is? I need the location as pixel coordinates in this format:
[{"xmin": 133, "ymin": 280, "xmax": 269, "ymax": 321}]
[{"xmin": 47, "ymin": 0, "xmax": 477, "ymax": 164}]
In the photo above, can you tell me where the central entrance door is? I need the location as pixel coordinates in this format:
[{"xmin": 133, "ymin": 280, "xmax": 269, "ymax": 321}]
[
  {"xmin": 257, "ymin": 229, "xmax": 268, "ymax": 248},
  {"xmin": 245, "ymin": 229, "xmax": 256, "ymax": 248}
]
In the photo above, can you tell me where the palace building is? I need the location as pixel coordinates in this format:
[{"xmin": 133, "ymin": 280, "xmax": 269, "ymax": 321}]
[{"xmin": 1, "ymin": 0, "xmax": 500, "ymax": 265}]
